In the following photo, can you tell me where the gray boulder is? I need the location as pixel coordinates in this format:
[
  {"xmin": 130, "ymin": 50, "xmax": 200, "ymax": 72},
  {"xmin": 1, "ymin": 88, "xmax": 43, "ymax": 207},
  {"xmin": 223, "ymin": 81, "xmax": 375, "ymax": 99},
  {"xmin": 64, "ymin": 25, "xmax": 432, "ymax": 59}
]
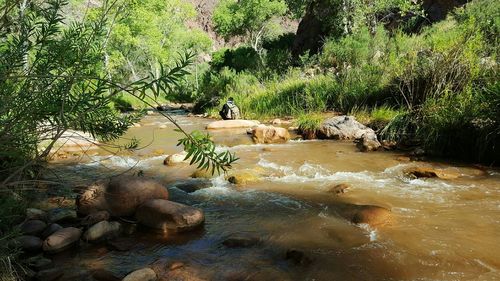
[{"xmin": 319, "ymin": 116, "xmax": 381, "ymax": 151}]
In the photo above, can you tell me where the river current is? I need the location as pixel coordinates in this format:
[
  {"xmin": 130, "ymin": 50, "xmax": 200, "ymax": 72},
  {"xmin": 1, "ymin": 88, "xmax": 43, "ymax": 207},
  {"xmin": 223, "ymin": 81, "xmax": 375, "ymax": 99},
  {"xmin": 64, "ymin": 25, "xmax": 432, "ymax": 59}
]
[{"xmin": 47, "ymin": 111, "xmax": 500, "ymax": 281}]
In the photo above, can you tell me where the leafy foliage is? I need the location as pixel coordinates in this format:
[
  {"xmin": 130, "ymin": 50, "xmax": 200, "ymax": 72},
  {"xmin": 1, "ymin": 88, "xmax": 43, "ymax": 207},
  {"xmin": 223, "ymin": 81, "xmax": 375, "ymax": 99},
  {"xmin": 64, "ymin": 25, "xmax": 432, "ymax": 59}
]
[
  {"xmin": 177, "ymin": 131, "xmax": 239, "ymax": 174},
  {"xmin": 213, "ymin": 0, "xmax": 287, "ymax": 53}
]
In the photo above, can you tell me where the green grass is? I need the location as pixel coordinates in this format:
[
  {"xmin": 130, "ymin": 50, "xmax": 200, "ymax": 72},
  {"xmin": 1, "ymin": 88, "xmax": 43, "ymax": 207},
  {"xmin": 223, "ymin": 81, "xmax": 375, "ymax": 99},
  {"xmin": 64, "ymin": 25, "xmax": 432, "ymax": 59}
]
[{"xmin": 295, "ymin": 113, "xmax": 324, "ymax": 131}]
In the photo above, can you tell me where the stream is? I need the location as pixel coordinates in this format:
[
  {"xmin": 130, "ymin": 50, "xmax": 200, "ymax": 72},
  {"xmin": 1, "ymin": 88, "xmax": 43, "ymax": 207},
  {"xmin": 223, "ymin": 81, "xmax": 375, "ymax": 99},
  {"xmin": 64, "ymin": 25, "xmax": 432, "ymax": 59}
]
[{"xmin": 47, "ymin": 111, "xmax": 500, "ymax": 281}]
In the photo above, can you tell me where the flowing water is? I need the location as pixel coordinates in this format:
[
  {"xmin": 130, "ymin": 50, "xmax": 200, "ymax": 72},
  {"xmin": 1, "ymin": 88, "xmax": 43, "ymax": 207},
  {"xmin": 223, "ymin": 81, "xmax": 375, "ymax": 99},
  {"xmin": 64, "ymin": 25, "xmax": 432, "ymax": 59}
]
[{"xmin": 48, "ymin": 111, "xmax": 500, "ymax": 281}]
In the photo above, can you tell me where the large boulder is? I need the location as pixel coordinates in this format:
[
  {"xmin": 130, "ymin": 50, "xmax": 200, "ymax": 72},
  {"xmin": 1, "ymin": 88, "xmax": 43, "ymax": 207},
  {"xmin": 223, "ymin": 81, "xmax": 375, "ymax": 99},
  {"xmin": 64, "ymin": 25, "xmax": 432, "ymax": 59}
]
[
  {"xmin": 76, "ymin": 176, "xmax": 169, "ymax": 217},
  {"xmin": 319, "ymin": 116, "xmax": 381, "ymax": 151},
  {"xmin": 251, "ymin": 125, "xmax": 290, "ymax": 144},
  {"xmin": 122, "ymin": 268, "xmax": 157, "ymax": 281},
  {"xmin": 42, "ymin": 227, "xmax": 81, "ymax": 253},
  {"xmin": 76, "ymin": 180, "xmax": 108, "ymax": 215},
  {"xmin": 135, "ymin": 199, "xmax": 204, "ymax": 233},
  {"xmin": 83, "ymin": 221, "xmax": 121, "ymax": 242},
  {"xmin": 206, "ymin": 120, "xmax": 260, "ymax": 130}
]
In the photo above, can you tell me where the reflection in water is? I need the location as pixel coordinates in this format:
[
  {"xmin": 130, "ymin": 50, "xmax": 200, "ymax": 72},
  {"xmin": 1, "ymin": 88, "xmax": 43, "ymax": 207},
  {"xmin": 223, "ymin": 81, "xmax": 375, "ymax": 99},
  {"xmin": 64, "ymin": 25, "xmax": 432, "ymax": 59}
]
[{"xmin": 47, "ymin": 113, "xmax": 500, "ymax": 281}]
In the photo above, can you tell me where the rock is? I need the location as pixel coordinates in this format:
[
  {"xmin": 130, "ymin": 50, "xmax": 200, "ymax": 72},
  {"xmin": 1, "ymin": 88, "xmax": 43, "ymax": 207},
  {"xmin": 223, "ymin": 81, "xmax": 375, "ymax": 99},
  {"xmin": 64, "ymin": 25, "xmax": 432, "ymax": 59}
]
[
  {"xmin": 75, "ymin": 180, "xmax": 108, "ymax": 215},
  {"xmin": 355, "ymin": 132, "xmax": 382, "ymax": 152},
  {"xmin": 158, "ymin": 124, "xmax": 167, "ymax": 129},
  {"xmin": 135, "ymin": 199, "xmax": 204, "ymax": 233},
  {"xmin": 206, "ymin": 120, "xmax": 260, "ymax": 130},
  {"xmin": 285, "ymin": 249, "xmax": 312, "ymax": 266},
  {"xmin": 20, "ymin": 220, "xmax": 47, "ymax": 236},
  {"xmin": 35, "ymin": 268, "xmax": 63, "ymax": 281},
  {"xmin": 83, "ymin": 221, "xmax": 121, "ymax": 242},
  {"xmin": 76, "ymin": 176, "xmax": 169, "ymax": 217},
  {"xmin": 27, "ymin": 255, "xmax": 53, "ymax": 271},
  {"xmin": 251, "ymin": 125, "xmax": 290, "ymax": 144},
  {"xmin": 226, "ymin": 172, "xmax": 259, "ymax": 185},
  {"xmin": 381, "ymin": 140, "xmax": 397, "ymax": 150},
  {"xmin": 404, "ymin": 167, "xmax": 460, "ymax": 180},
  {"xmin": 92, "ymin": 269, "xmax": 121, "ymax": 281},
  {"xmin": 43, "ymin": 227, "xmax": 81, "ymax": 253},
  {"xmin": 410, "ymin": 148, "xmax": 426, "ymax": 156},
  {"xmin": 342, "ymin": 205, "xmax": 392, "ymax": 227},
  {"xmin": 81, "ymin": 211, "xmax": 110, "ymax": 227},
  {"xmin": 41, "ymin": 224, "xmax": 63, "ymax": 239},
  {"xmin": 301, "ymin": 129, "xmax": 317, "ymax": 140},
  {"xmin": 222, "ymin": 235, "xmax": 261, "ymax": 248},
  {"xmin": 169, "ymin": 262, "xmax": 185, "ymax": 271},
  {"xmin": 319, "ymin": 115, "xmax": 376, "ymax": 140},
  {"xmin": 327, "ymin": 183, "xmax": 349, "ymax": 194},
  {"xmin": 122, "ymin": 268, "xmax": 157, "ymax": 281},
  {"xmin": 160, "ymin": 265, "xmax": 206, "ymax": 281},
  {"xmin": 46, "ymin": 208, "xmax": 77, "ymax": 223},
  {"xmin": 163, "ymin": 151, "xmax": 189, "ymax": 166},
  {"xmin": 18, "ymin": 235, "xmax": 43, "ymax": 252},
  {"xmin": 171, "ymin": 179, "xmax": 211, "ymax": 193},
  {"xmin": 26, "ymin": 208, "xmax": 46, "ymax": 221},
  {"xmin": 190, "ymin": 170, "xmax": 213, "ymax": 179}
]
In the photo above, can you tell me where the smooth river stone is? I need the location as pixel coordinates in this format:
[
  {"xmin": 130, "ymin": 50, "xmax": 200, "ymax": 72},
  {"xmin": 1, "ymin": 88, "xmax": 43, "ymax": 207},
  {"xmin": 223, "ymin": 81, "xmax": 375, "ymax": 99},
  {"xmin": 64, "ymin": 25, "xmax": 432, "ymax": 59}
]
[
  {"xmin": 43, "ymin": 227, "xmax": 81, "ymax": 253},
  {"xmin": 206, "ymin": 120, "xmax": 260, "ymax": 129},
  {"xmin": 83, "ymin": 221, "xmax": 121, "ymax": 242},
  {"xmin": 135, "ymin": 199, "xmax": 204, "ymax": 232},
  {"xmin": 251, "ymin": 125, "xmax": 290, "ymax": 144},
  {"xmin": 122, "ymin": 268, "xmax": 157, "ymax": 281},
  {"xmin": 18, "ymin": 235, "xmax": 43, "ymax": 252},
  {"xmin": 20, "ymin": 220, "xmax": 47, "ymax": 236}
]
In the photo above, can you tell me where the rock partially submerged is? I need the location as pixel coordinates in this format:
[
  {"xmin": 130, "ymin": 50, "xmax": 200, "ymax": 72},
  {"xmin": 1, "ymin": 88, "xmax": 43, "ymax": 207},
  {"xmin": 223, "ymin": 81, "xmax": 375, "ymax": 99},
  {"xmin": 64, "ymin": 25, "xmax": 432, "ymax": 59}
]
[
  {"xmin": 76, "ymin": 176, "xmax": 169, "ymax": 217},
  {"xmin": 122, "ymin": 268, "xmax": 157, "ymax": 281},
  {"xmin": 42, "ymin": 227, "xmax": 81, "ymax": 253},
  {"xmin": 319, "ymin": 116, "xmax": 381, "ymax": 151},
  {"xmin": 206, "ymin": 120, "xmax": 260, "ymax": 130},
  {"xmin": 226, "ymin": 172, "xmax": 260, "ymax": 185},
  {"xmin": 163, "ymin": 151, "xmax": 189, "ymax": 166},
  {"xmin": 404, "ymin": 166, "xmax": 460, "ymax": 180},
  {"xmin": 341, "ymin": 205, "xmax": 392, "ymax": 227},
  {"xmin": 83, "ymin": 221, "xmax": 121, "ymax": 242},
  {"xmin": 327, "ymin": 183, "xmax": 350, "ymax": 194},
  {"xmin": 251, "ymin": 125, "xmax": 290, "ymax": 144},
  {"xmin": 135, "ymin": 199, "xmax": 204, "ymax": 232}
]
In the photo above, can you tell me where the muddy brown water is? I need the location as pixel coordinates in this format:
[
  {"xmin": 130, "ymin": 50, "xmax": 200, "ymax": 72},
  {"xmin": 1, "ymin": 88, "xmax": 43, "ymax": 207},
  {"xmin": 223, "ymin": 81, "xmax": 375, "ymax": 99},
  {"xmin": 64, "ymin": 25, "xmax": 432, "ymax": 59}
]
[{"xmin": 47, "ymin": 111, "xmax": 500, "ymax": 281}]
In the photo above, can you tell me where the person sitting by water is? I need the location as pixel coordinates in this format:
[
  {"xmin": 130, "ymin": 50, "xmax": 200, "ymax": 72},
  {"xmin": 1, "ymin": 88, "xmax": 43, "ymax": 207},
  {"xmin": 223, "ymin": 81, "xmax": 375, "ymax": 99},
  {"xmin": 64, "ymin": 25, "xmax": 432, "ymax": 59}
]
[{"xmin": 219, "ymin": 97, "xmax": 241, "ymax": 120}]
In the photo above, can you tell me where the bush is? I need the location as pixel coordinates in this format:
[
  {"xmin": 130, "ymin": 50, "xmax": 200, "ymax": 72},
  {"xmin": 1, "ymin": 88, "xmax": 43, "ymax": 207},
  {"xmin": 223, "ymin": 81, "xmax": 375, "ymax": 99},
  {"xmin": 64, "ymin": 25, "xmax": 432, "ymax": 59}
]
[{"xmin": 210, "ymin": 47, "xmax": 261, "ymax": 72}]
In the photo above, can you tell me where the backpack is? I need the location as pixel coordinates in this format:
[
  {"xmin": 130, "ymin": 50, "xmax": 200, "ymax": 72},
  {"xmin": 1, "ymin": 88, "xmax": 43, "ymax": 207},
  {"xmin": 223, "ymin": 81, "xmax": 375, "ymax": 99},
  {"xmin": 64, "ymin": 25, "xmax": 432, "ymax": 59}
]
[{"xmin": 228, "ymin": 104, "xmax": 241, "ymax": 119}]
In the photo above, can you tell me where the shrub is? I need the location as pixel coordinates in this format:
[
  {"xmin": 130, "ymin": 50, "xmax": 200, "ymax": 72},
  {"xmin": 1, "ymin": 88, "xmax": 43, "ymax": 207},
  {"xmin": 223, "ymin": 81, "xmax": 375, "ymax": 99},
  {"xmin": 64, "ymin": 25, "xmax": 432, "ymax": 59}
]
[{"xmin": 210, "ymin": 47, "xmax": 261, "ymax": 72}]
